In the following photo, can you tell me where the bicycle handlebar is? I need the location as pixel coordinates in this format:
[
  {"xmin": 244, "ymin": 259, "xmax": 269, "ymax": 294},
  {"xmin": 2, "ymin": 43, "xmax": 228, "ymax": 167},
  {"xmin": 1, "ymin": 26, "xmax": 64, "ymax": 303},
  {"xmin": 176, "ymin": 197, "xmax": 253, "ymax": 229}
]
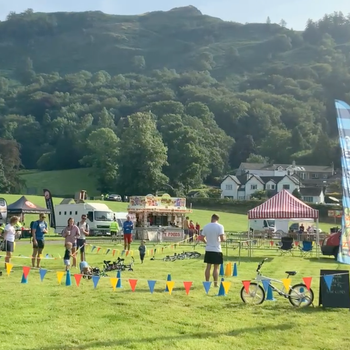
[{"xmin": 256, "ymin": 258, "xmax": 268, "ymax": 272}]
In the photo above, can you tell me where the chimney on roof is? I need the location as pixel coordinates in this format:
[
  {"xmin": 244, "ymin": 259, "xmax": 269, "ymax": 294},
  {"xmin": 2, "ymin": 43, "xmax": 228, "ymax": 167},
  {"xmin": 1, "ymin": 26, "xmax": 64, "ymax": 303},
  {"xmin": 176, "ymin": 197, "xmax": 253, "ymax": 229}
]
[{"xmin": 292, "ymin": 160, "xmax": 296, "ymax": 167}]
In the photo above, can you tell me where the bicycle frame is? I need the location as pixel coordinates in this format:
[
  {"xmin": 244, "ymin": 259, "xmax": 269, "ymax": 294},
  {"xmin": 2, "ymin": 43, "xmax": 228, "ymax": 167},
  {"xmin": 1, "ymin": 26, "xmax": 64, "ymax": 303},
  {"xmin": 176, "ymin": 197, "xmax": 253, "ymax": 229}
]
[{"xmin": 255, "ymin": 273, "xmax": 290, "ymax": 298}]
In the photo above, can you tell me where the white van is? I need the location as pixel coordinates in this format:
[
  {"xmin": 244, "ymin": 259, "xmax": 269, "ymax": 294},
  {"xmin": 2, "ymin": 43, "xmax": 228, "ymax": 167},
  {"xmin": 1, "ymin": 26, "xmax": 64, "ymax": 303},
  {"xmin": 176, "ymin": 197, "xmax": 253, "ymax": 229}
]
[
  {"xmin": 249, "ymin": 219, "xmax": 276, "ymax": 232},
  {"xmin": 55, "ymin": 200, "xmax": 114, "ymax": 236}
]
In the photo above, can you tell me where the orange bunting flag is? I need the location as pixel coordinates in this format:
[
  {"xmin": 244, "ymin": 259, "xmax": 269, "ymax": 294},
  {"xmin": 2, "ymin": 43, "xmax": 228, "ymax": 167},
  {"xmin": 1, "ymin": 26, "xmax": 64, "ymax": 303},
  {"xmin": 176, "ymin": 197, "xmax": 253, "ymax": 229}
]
[
  {"xmin": 110, "ymin": 277, "xmax": 118, "ymax": 291},
  {"xmin": 171, "ymin": 245, "xmax": 174, "ymax": 249},
  {"xmin": 6, "ymin": 263, "xmax": 13, "ymax": 276},
  {"xmin": 126, "ymin": 250, "xmax": 129, "ymax": 256},
  {"xmin": 112, "ymin": 249, "xmax": 116, "ymax": 257},
  {"xmin": 150, "ymin": 249, "xmax": 154, "ymax": 256},
  {"xmin": 129, "ymin": 279, "xmax": 138, "ymax": 292},
  {"xmin": 183, "ymin": 281, "xmax": 192, "ymax": 295},
  {"xmin": 302, "ymin": 277, "xmax": 312, "ymax": 291},
  {"xmin": 23, "ymin": 266, "xmax": 31, "ymax": 279},
  {"xmin": 74, "ymin": 274, "xmax": 82, "ymax": 287},
  {"xmin": 242, "ymin": 280, "xmax": 250, "ymax": 293},
  {"xmin": 222, "ymin": 281, "xmax": 231, "ymax": 295},
  {"xmin": 282, "ymin": 278, "xmax": 291, "ymax": 291},
  {"xmin": 97, "ymin": 247, "xmax": 101, "ymax": 253},
  {"xmin": 166, "ymin": 281, "xmax": 175, "ymax": 295},
  {"xmin": 57, "ymin": 271, "xmax": 65, "ymax": 284}
]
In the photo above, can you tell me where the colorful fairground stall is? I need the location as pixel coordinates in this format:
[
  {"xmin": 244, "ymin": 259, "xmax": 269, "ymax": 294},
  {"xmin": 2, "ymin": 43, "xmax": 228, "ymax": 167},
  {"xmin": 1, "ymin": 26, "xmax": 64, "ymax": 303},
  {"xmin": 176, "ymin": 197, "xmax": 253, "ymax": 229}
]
[{"xmin": 128, "ymin": 194, "xmax": 192, "ymax": 242}]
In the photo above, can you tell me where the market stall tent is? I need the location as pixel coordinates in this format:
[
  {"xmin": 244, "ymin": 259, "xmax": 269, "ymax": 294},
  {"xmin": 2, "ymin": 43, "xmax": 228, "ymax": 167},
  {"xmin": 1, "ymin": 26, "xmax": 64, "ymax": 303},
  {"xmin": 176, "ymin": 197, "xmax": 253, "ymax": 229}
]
[
  {"xmin": 248, "ymin": 190, "xmax": 319, "ymax": 219},
  {"xmin": 7, "ymin": 196, "xmax": 51, "ymax": 215}
]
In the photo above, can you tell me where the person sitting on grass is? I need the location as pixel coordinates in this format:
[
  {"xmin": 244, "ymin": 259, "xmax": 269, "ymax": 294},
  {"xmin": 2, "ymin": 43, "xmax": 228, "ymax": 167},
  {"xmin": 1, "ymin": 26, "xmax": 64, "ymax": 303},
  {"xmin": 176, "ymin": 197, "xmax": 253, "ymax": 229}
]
[
  {"xmin": 64, "ymin": 242, "xmax": 73, "ymax": 271},
  {"xmin": 138, "ymin": 240, "xmax": 146, "ymax": 263}
]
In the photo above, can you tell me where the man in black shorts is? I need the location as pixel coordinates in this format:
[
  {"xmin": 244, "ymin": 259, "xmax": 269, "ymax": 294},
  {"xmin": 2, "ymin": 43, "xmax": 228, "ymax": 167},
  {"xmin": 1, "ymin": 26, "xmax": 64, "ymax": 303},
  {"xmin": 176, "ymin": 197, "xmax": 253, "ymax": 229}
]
[
  {"xmin": 201, "ymin": 214, "xmax": 226, "ymax": 287},
  {"xmin": 31, "ymin": 214, "xmax": 48, "ymax": 268}
]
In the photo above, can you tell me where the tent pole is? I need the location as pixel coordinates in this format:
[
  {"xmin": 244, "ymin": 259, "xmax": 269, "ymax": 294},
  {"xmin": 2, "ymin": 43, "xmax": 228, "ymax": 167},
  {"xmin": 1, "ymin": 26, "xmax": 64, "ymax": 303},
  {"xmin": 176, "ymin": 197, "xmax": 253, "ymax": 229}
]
[{"xmin": 316, "ymin": 218, "xmax": 320, "ymax": 259}]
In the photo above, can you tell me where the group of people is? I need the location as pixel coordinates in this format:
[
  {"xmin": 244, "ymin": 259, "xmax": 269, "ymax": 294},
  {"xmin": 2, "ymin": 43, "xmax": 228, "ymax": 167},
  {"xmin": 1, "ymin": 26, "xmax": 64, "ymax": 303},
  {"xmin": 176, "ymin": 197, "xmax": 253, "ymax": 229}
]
[{"xmin": 183, "ymin": 217, "xmax": 200, "ymax": 243}]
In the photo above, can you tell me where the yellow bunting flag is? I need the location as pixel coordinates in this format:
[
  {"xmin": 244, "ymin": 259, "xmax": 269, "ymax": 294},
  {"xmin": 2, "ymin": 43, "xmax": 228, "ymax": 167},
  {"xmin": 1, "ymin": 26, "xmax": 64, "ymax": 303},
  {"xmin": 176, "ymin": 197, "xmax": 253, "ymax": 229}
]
[
  {"xmin": 57, "ymin": 271, "xmax": 65, "ymax": 284},
  {"xmin": 166, "ymin": 281, "xmax": 175, "ymax": 295},
  {"xmin": 222, "ymin": 281, "xmax": 231, "ymax": 294},
  {"xmin": 110, "ymin": 278, "xmax": 118, "ymax": 291},
  {"xmin": 130, "ymin": 250, "xmax": 134, "ymax": 257},
  {"xmin": 282, "ymin": 278, "xmax": 291, "ymax": 291},
  {"xmin": 6, "ymin": 263, "xmax": 13, "ymax": 276}
]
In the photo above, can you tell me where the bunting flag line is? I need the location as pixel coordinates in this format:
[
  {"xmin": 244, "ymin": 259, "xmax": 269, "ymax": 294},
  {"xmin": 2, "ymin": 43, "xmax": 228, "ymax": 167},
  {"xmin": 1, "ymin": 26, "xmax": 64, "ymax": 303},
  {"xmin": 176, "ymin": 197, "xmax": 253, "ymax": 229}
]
[
  {"xmin": 57, "ymin": 271, "xmax": 64, "ymax": 284},
  {"xmin": 148, "ymin": 280, "xmax": 156, "ymax": 294},
  {"xmin": 74, "ymin": 274, "xmax": 82, "ymax": 287},
  {"xmin": 23, "ymin": 266, "xmax": 30, "ymax": 279},
  {"xmin": 166, "ymin": 281, "xmax": 175, "ymax": 295},
  {"xmin": 222, "ymin": 281, "xmax": 231, "ymax": 295},
  {"xmin": 39, "ymin": 269, "xmax": 47, "ymax": 281},
  {"xmin": 129, "ymin": 279, "xmax": 138, "ymax": 292},
  {"xmin": 92, "ymin": 275, "xmax": 100, "ymax": 289}
]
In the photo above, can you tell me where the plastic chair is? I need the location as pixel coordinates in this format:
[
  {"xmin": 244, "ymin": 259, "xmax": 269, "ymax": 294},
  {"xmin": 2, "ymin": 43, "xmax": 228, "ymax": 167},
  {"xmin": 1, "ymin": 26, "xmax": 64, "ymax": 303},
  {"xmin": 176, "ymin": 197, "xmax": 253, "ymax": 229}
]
[
  {"xmin": 278, "ymin": 236, "xmax": 294, "ymax": 256},
  {"xmin": 299, "ymin": 241, "xmax": 313, "ymax": 257}
]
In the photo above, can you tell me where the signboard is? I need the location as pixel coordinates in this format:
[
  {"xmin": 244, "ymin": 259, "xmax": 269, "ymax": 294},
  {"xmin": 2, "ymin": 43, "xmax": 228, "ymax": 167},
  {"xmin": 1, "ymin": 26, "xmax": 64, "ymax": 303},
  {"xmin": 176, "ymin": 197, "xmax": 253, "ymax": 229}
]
[
  {"xmin": 147, "ymin": 229, "xmax": 184, "ymax": 242},
  {"xmin": 128, "ymin": 194, "xmax": 188, "ymax": 212},
  {"xmin": 328, "ymin": 210, "xmax": 343, "ymax": 218},
  {"xmin": 43, "ymin": 189, "xmax": 56, "ymax": 228},
  {"xmin": 319, "ymin": 269, "xmax": 350, "ymax": 308}
]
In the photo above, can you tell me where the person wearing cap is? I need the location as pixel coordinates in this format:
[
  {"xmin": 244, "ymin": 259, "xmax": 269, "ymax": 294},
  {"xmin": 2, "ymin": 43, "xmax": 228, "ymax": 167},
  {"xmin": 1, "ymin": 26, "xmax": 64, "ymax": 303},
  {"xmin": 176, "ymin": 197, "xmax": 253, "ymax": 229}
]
[{"xmin": 31, "ymin": 214, "xmax": 48, "ymax": 268}]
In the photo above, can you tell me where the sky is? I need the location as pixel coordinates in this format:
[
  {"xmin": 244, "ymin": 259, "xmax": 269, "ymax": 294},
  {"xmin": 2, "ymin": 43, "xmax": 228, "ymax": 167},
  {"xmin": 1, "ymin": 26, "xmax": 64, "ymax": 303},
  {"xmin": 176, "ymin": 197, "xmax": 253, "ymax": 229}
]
[{"xmin": 0, "ymin": 0, "xmax": 350, "ymax": 30}]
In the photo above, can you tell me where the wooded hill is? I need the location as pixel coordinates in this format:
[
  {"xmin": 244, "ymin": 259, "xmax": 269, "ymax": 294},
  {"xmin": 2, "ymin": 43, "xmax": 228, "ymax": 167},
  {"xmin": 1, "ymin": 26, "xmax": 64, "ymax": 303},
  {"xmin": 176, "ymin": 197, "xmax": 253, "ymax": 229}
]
[{"xmin": 0, "ymin": 7, "xmax": 349, "ymax": 194}]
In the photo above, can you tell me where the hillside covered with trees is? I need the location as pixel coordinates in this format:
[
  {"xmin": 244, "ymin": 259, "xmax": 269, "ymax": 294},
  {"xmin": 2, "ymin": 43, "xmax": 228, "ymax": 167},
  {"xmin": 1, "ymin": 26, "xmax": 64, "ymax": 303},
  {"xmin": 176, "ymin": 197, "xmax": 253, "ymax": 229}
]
[{"xmin": 0, "ymin": 6, "xmax": 349, "ymax": 195}]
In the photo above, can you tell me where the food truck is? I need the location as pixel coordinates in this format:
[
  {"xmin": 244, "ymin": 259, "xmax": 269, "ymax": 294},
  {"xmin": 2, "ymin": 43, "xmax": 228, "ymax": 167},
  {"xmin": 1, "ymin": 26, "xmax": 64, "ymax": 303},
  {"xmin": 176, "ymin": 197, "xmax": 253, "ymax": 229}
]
[{"xmin": 127, "ymin": 194, "xmax": 192, "ymax": 242}]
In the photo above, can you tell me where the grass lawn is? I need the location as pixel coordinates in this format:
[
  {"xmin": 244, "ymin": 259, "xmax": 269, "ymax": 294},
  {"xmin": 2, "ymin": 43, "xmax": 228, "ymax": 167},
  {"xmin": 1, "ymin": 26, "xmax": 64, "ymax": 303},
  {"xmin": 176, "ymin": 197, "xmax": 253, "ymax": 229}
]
[
  {"xmin": 1, "ymin": 239, "xmax": 350, "ymax": 350},
  {"xmin": 1, "ymin": 194, "xmax": 336, "ymax": 234},
  {"xmin": 19, "ymin": 168, "xmax": 98, "ymax": 196}
]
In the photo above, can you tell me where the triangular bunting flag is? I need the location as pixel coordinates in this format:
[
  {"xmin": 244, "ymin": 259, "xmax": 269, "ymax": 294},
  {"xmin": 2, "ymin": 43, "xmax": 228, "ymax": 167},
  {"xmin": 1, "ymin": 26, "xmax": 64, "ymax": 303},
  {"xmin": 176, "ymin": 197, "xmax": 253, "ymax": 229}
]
[
  {"xmin": 183, "ymin": 281, "xmax": 192, "ymax": 295},
  {"xmin": 6, "ymin": 263, "xmax": 13, "ymax": 276},
  {"xmin": 92, "ymin": 275, "xmax": 100, "ymax": 289},
  {"xmin": 22, "ymin": 266, "xmax": 30, "ymax": 279},
  {"xmin": 121, "ymin": 250, "xmax": 125, "ymax": 256},
  {"xmin": 106, "ymin": 248, "xmax": 111, "ymax": 255},
  {"xmin": 39, "ymin": 269, "xmax": 47, "ymax": 282},
  {"xmin": 150, "ymin": 249, "xmax": 154, "ymax": 256},
  {"xmin": 91, "ymin": 246, "xmax": 96, "ymax": 252},
  {"xmin": 110, "ymin": 277, "xmax": 118, "ymax": 291},
  {"xmin": 148, "ymin": 280, "xmax": 156, "ymax": 294},
  {"xmin": 112, "ymin": 249, "xmax": 116, "ymax": 257},
  {"xmin": 302, "ymin": 277, "xmax": 312, "ymax": 291},
  {"xmin": 74, "ymin": 274, "xmax": 82, "ymax": 287},
  {"xmin": 222, "ymin": 281, "xmax": 231, "ymax": 295},
  {"xmin": 262, "ymin": 279, "xmax": 270, "ymax": 292},
  {"xmin": 203, "ymin": 281, "xmax": 212, "ymax": 294},
  {"xmin": 130, "ymin": 250, "xmax": 134, "ymax": 257},
  {"xmin": 166, "ymin": 281, "xmax": 175, "ymax": 295},
  {"xmin": 242, "ymin": 280, "xmax": 250, "ymax": 293},
  {"xmin": 129, "ymin": 279, "xmax": 138, "ymax": 292},
  {"xmin": 126, "ymin": 250, "xmax": 129, "ymax": 256},
  {"xmin": 57, "ymin": 271, "xmax": 65, "ymax": 284},
  {"xmin": 282, "ymin": 278, "xmax": 291, "ymax": 291},
  {"xmin": 324, "ymin": 275, "xmax": 334, "ymax": 291},
  {"xmin": 97, "ymin": 247, "xmax": 101, "ymax": 253}
]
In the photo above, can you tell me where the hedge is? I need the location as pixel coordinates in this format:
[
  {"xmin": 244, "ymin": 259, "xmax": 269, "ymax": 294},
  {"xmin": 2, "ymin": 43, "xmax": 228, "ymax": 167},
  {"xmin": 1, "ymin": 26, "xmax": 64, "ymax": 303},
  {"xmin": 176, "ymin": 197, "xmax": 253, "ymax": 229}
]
[{"xmin": 186, "ymin": 197, "xmax": 341, "ymax": 219}]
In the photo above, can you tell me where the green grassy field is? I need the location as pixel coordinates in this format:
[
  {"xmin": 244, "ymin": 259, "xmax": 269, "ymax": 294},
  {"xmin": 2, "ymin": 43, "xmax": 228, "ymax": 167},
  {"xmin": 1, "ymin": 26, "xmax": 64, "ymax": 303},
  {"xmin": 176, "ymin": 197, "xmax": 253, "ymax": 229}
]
[
  {"xmin": 1, "ymin": 194, "xmax": 336, "ymax": 233},
  {"xmin": 19, "ymin": 168, "xmax": 99, "ymax": 196},
  {"xmin": 1, "ymin": 240, "xmax": 349, "ymax": 350}
]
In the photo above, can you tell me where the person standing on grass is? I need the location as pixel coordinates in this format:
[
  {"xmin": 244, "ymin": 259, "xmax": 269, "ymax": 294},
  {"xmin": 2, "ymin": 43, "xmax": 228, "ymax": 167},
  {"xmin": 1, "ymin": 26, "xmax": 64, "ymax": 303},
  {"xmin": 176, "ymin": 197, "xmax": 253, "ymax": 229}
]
[
  {"xmin": 2, "ymin": 216, "xmax": 19, "ymax": 269},
  {"xmin": 31, "ymin": 214, "xmax": 48, "ymax": 268},
  {"xmin": 123, "ymin": 215, "xmax": 133, "ymax": 251},
  {"xmin": 138, "ymin": 240, "xmax": 146, "ymax": 263},
  {"xmin": 201, "ymin": 214, "xmax": 226, "ymax": 287},
  {"xmin": 62, "ymin": 218, "xmax": 80, "ymax": 268},
  {"xmin": 76, "ymin": 215, "xmax": 89, "ymax": 262}
]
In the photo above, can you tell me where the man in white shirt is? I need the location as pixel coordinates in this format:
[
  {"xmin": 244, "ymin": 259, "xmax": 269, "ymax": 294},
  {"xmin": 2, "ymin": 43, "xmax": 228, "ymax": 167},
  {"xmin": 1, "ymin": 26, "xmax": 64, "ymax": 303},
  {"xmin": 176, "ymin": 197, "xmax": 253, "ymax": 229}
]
[
  {"xmin": 201, "ymin": 214, "xmax": 226, "ymax": 287},
  {"xmin": 2, "ymin": 216, "xmax": 19, "ymax": 269}
]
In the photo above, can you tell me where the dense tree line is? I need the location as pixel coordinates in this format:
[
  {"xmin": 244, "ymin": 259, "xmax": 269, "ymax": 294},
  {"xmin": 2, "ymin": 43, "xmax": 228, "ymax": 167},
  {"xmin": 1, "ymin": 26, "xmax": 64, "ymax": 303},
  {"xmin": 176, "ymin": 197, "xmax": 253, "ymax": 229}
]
[{"xmin": 0, "ymin": 10, "xmax": 349, "ymax": 194}]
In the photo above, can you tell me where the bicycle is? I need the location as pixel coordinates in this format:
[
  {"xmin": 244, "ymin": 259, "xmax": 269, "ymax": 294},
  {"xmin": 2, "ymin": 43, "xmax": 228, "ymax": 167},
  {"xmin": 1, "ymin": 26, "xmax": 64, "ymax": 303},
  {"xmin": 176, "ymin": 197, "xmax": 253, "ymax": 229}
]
[{"xmin": 240, "ymin": 258, "xmax": 314, "ymax": 307}]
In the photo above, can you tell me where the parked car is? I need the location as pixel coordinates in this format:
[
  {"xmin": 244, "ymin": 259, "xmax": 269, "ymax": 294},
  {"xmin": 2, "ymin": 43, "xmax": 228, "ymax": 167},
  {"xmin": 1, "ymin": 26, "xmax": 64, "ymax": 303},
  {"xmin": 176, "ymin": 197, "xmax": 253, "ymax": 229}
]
[
  {"xmin": 107, "ymin": 194, "xmax": 122, "ymax": 202},
  {"xmin": 321, "ymin": 228, "xmax": 341, "ymax": 259}
]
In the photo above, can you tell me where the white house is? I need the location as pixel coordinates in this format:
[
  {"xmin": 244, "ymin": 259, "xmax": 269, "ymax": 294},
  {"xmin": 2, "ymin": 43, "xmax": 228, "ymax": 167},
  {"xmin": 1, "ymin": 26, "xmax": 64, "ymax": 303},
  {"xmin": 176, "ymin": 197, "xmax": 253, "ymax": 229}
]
[
  {"xmin": 221, "ymin": 174, "xmax": 300, "ymax": 200},
  {"xmin": 220, "ymin": 175, "xmax": 240, "ymax": 199},
  {"xmin": 299, "ymin": 188, "xmax": 325, "ymax": 204}
]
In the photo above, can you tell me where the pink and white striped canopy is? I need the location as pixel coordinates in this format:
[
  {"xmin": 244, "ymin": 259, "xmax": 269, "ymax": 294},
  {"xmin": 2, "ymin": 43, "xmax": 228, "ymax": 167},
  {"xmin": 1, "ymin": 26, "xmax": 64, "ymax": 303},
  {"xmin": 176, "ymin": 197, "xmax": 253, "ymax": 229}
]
[{"xmin": 248, "ymin": 190, "xmax": 319, "ymax": 219}]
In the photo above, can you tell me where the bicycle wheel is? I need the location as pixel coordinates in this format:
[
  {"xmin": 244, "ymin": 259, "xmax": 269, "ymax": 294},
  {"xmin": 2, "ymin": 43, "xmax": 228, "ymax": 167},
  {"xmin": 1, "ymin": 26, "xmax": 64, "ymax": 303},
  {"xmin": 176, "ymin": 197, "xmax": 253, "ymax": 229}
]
[
  {"xmin": 163, "ymin": 256, "xmax": 170, "ymax": 262},
  {"xmin": 193, "ymin": 252, "xmax": 201, "ymax": 258},
  {"xmin": 288, "ymin": 283, "xmax": 314, "ymax": 307},
  {"xmin": 240, "ymin": 282, "xmax": 265, "ymax": 305}
]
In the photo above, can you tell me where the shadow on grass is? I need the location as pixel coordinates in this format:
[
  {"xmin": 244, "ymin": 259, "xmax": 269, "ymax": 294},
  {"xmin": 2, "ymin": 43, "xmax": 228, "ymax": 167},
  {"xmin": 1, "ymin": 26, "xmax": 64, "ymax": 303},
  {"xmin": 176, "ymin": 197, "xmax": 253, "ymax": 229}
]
[
  {"xmin": 306, "ymin": 257, "xmax": 340, "ymax": 264},
  {"xmin": 23, "ymin": 323, "xmax": 295, "ymax": 350},
  {"xmin": 224, "ymin": 256, "xmax": 275, "ymax": 263}
]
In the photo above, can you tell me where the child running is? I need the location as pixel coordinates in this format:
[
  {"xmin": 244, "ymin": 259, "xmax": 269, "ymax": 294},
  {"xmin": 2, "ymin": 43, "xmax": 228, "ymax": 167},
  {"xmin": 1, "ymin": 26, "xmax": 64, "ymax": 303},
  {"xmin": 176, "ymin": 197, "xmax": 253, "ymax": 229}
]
[
  {"xmin": 63, "ymin": 242, "xmax": 73, "ymax": 271},
  {"xmin": 138, "ymin": 240, "xmax": 146, "ymax": 263}
]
